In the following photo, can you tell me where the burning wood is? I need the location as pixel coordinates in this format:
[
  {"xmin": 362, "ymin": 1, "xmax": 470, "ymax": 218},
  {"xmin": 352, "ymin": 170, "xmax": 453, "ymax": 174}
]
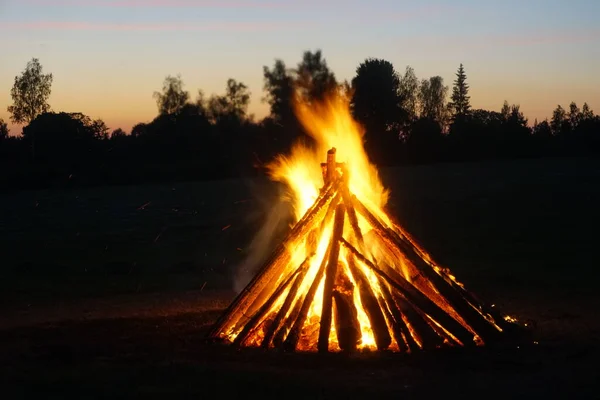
[{"xmin": 209, "ymin": 94, "xmax": 526, "ymax": 353}]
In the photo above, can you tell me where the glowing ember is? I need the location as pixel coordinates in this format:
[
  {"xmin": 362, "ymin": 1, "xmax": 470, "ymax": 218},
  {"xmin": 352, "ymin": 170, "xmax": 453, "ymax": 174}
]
[{"xmin": 208, "ymin": 92, "xmax": 523, "ymax": 353}]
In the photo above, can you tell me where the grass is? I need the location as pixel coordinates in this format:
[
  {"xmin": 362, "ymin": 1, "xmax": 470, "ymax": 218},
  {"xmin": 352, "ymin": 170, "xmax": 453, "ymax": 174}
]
[{"xmin": 1, "ymin": 156, "xmax": 599, "ymax": 398}]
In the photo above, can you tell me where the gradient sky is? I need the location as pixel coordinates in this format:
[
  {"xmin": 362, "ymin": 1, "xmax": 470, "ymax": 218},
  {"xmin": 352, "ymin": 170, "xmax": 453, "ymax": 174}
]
[{"xmin": 1, "ymin": 0, "xmax": 599, "ymax": 135}]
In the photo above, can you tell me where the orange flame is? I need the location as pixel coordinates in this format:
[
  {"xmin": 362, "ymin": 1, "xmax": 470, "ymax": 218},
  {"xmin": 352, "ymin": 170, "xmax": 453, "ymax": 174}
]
[{"xmin": 214, "ymin": 90, "xmax": 512, "ymax": 352}]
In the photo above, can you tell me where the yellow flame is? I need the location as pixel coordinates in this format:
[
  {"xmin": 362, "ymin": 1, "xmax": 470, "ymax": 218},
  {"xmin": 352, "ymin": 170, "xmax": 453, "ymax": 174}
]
[
  {"xmin": 268, "ymin": 93, "xmax": 389, "ymax": 221},
  {"xmin": 225, "ymin": 90, "xmax": 496, "ymax": 352},
  {"xmin": 265, "ymin": 92, "xmax": 394, "ymax": 350}
]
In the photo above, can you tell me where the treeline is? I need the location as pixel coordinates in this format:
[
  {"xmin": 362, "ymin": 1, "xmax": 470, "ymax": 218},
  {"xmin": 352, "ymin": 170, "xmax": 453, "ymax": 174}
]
[{"xmin": 1, "ymin": 52, "xmax": 599, "ymax": 190}]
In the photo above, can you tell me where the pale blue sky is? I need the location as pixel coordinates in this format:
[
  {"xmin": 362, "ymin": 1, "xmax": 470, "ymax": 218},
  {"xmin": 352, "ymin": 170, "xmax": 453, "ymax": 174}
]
[{"xmin": 1, "ymin": 0, "xmax": 599, "ymax": 133}]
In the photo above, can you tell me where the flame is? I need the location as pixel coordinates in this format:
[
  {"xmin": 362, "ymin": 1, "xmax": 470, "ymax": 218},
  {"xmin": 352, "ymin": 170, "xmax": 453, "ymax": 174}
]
[
  {"xmin": 264, "ymin": 93, "xmax": 392, "ymax": 351},
  {"xmin": 268, "ymin": 94, "xmax": 389, "ymax": 223},
  {"xmin": 212, "ymin": 90, "xmax": 512, "ymax": 353}
]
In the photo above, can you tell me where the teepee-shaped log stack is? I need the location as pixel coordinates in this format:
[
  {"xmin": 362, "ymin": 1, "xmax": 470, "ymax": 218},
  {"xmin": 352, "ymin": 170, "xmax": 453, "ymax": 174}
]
[{"xmin": 208, "ymin": 148, "xmax": 524, "ymax": 353}]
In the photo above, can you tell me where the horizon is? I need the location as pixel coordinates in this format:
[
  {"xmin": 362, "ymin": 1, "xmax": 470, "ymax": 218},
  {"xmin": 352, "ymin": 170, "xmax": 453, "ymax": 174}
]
[{"xmin": 1, "ymin": 0, "xmax": 599, "ymax": 135}]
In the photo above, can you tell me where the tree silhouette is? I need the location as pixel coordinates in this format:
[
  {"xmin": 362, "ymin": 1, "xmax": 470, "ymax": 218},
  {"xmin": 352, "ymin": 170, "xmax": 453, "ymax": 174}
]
[
  {"xmin": 7, "ymin": 58, "xmax": 53, "ymax": 124},
  {"xmin": 581, "ymin": 102, "xmax": 594, "ymax": 120},
  {"xmin": 0, "ymin": 118, "xmax": 8, "ymax": 141},
  {"xmin": 131, "ymin": 123, "xmax": 148, "ymax": 137},
  {"xmin": 263, "ymin": 60, "xmax": 295, "ymax": 125},
  {"xmin": 551, "ymin": 105, "xmax": 567, "ymax": 135},
  {"xmin": 350, "ymin": 58, "xmax": 405, "ymax": 164},
  {"xmin": 398, "ymin": 66, "xmax": 419, "ymax": 124},
  {"xmin": 449, "ymin": 63, "xmax": 471, "ymax": 119},
  {"xmin": 208, "ymin": 79, "xmax": 251, "ymax": 125},
  {"xmin": 294, "ymin": 50, "xmax": 337, "ymax": 103},
  {"xmin": 502, "ymin": 103, "xmax": 530, "ymax": 142},
  {"xmin": 532, "ymin": 119, "xmax": 552, "ymax": 138},
  {"xmin": 418, "ymin": 76, "xmax": 449, "ymax": 126},
  {"xmin": 350, "ymin": 58, "xmax": 405, "ymax": 135},
  {"xmin": 153, "ymin": 75, "xmax": 189, "ymax": 115},
  {"xmin": 111, "ymin": 128, "xmax": 126, "ymax": 138},
  {"xmin": 568, "ymin": 101, "xmax": 580, "ymax": 131}
]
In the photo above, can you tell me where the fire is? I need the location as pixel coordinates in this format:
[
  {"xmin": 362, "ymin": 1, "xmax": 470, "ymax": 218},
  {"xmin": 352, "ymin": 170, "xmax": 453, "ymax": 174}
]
[
  {"xmin": 268, "ymin": 94, "xmax": 389, "ymax": 223},
  {"xmin": 208, "ymin": 91, "xmax": 523, "ymax": 353},
  {"xmin": 265, "ymin": 93, "xmax": 394, "ymax": 351}
]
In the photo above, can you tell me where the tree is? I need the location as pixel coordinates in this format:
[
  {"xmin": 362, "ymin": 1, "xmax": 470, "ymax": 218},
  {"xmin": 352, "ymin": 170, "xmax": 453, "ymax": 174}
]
[
  {"xmin": 551, "ymin": 105, "xmax": 567, "ymax": 135},
  {"xmin": 532, "ymin": 119, "xmax": 552, "ymax": 138},
  {"xmin": 581, "ymin": 102, "xmax": 594, "ymax": 120},
  {"xmin": 568, "ymin": 101, "xmax": 580, "ymax": 130},
  {"xmin": 7, "ymin": 58, "xmax": 53, "ymax": 125},
  {"xmin": 263, "ymin": 59, "xmax": 295, "ymax": 124},
  {"xmin": 294, "ymin": 50, "xmax": 337, "ymax": 103},
  {"xmin": 449, "ymin": 63, "xmax": 471, "ymax": 119},
  {"xmin": 153, "ymin": 75, "xmax": 189, "ymax": 115},
  {"xmin": 502, "ymin": 103, "xmax": 531, "ymax": 141},
  {"xmin": 350, "ymin": 58, "xmax": 405, "ymax": 135},
  {"xmin": 500, "ymin": 101, "xmax": 511, "ymax": 121},
  {"xmin": 225, "ymin": 78, "xmax": 251, "ymax": 120},
  {"xmin": 0, "ymin": 118, "xmax": 8, "ymax": 140},
  {"xmin": 350, "ymin": 58, "xmax": 405, "ymax": 164},
  {"xmin": 208, "ymin": 79, "xmax": 251, "ymax": 125},
  {"xmin": 418, "ymin": 76, "xmax": 449, "ymax": 126},
  {"xmin": 21, "ymin": 112, "xmax": 100, "ymax": 164},
  {"xmin": 507, "ymin": 104, "xmax": 527, "ymax": 126},
  {"xmin": 398, "ymin": 66, "xmax": 419, "ymax": 123},
  {"xmin": 90, "ymin": 119, "xmax": 110, "ymax": 140},
  {"xmin": 131, "ymin": 123, "xmax": 148, "ymax": 137},
  {"xmin": 111, "ymin": 128, "xmax": 126, "ymax": 139}
]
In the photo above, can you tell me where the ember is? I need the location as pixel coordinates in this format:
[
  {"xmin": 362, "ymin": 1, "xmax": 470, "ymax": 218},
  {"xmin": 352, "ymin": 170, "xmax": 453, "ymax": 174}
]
[{"xmin": 208, "ymin": 93, "xmax": 524, "ymax": 353}]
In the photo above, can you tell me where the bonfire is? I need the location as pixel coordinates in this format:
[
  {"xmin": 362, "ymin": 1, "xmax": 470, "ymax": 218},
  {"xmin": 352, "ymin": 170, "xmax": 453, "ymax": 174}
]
[{"xmin": 208, "ymin": 93, "xmax": 524, "ymax": 353}]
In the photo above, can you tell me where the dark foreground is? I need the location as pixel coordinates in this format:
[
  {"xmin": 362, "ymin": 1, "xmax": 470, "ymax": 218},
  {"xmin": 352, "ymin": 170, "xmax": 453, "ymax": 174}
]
[{"xmin": 1, "ymin": 157, "xmax": 599, "ymax": 398}]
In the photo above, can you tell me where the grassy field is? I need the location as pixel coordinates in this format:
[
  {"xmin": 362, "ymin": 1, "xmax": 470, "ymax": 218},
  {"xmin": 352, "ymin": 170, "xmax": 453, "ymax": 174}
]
[{"xmin": 1, "ymin": 156, "xmax": 599, "ymax": 398}]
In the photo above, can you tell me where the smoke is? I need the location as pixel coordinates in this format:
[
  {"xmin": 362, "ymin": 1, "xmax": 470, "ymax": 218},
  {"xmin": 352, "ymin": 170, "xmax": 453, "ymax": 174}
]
[{"xmin": 232, "ymin": 180, "xmax": 294, "ymax": 293}]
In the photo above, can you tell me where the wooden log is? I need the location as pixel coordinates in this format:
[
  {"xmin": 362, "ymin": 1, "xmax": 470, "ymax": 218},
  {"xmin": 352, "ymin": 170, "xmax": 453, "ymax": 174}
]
[
  {"xmin": 272, "ymin": 289, "xmax": 304, "ymax": 347},
  {"xmin": 389, "ymin": 225, "xmax": 509, "ymax": 335},
  {"xmin": 233, "ymin": 262, "xmax": 303, "ymax": 347},
  {"xmin": 341, "ymin": 187, "xmax": 365, "ymax": 252},
  {"xmin": 270, "ymin": 229, "xmax": 324, "ymax": 348},
  {"xmin": 207, "ymin": 181, "xmax": 339, "ymax": 339},
  {"xmin": 319, "ymin": 193, "xmax": 342, "ymax": 236},
  {"xmin": 282, "ymin": 241, "xmax": 332, "ymax": 351},
  {"xmin": 332, "ymin": 266, "xmax": 361, "ymax": 352},
  {"xmin": 318, "ymin": 203, "xmax": 346, "ymax": 353},
  {"xmin": 346, "ymin": 255, "xmax": 392, "ymax": 351},
  {"xmin": 340, "ymin": 238, "xmax": 476, "ymax": 346},
  {"xmin": 376, "ymin": 286, "xmax": 408, "ymax": 352},
  {"xmin": 377, "ymin": 278, "xmax": 417, "ymax": 352},
  {"xmin": 390, "ymin": 290, "xmax": 444, "ymax": 350},
  {"xmin": 352, "ymin": 197, "xmax": 502, "ymax": 343},
  {"xmin": 261, "ymin": 257, "xmax": 312, "ymax": 348}
]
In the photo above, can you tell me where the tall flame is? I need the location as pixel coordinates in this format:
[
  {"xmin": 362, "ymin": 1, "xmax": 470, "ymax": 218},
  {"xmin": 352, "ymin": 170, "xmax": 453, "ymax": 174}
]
[
  {"xmin": 268, "ymin": 94, "xmax": 389, "ymax": 223},
  {"xmin": 211, "ymin": 90, "xmax": 515, "ymax": 353}
]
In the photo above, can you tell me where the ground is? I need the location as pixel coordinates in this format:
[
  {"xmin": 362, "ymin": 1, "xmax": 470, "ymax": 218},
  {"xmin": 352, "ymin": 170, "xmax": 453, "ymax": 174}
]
[{"xmin": 1, "ymin": 157, "xmax": 599, "ymax": 398}]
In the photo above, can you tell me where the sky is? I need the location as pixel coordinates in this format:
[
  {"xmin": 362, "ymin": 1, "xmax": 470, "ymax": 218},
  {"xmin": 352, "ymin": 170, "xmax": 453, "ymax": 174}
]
[{"xmin": 0, "ymin": 0, "xmax": 599, "ymax": 135}]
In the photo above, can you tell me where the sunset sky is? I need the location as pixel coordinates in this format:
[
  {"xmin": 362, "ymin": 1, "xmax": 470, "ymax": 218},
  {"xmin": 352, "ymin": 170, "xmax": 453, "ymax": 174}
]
[{"xmin": 1, "ymin": 0, "xmax": 598, "ymax": 135}]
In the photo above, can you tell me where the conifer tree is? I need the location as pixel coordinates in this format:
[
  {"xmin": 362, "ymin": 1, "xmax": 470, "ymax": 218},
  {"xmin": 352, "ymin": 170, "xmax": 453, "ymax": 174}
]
[{"xmin": 449, "ymin": 63, "xmax": 471, "ymax": 119}]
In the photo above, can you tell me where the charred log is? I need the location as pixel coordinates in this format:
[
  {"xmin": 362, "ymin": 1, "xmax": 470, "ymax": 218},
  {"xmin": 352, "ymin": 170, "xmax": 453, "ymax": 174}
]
[
  {"xmin": 283, "ymin": 241, "xmax": 332, "ymax": 351},
  {"xmin": 332, "ymin": 266, "xmax": 361, "ymax": 352},
  {"xmin": 352, "ymin": 198, "xmax": 502, "ymax": 343},
  {"xmin": 318, "ymin": 203, "xmax": 346, "ymax": 353},
  {"xmin": 260, "ymin": 258, "xmax": 312, "ymax": 348},
  {"xmin": 347, "ymin": 255, "xmax": 392, "ymax": 351},
  {"xmin": 340, "ymin": 238, "xmax": 476, "ymax": 346}
]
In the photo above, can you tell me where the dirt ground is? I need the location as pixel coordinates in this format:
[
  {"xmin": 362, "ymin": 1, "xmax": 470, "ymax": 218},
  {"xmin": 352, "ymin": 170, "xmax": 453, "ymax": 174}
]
[
  {"xmin": 1, "ymin": 157, "xmax": 599, "ymax": 398},
  {"xmin": 1, "ymin": 287, "xmax": 599, "ymax": 399}
]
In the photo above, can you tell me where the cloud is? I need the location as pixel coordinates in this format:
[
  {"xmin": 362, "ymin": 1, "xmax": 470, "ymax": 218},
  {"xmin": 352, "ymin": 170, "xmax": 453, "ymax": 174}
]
[
  {"xmin": 24, "ymin": 0, "xmax": 296, "ymax": 9},
  {"xmin": 1, "ymin": 20, "xmax": 305, "ymax": 32}
]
